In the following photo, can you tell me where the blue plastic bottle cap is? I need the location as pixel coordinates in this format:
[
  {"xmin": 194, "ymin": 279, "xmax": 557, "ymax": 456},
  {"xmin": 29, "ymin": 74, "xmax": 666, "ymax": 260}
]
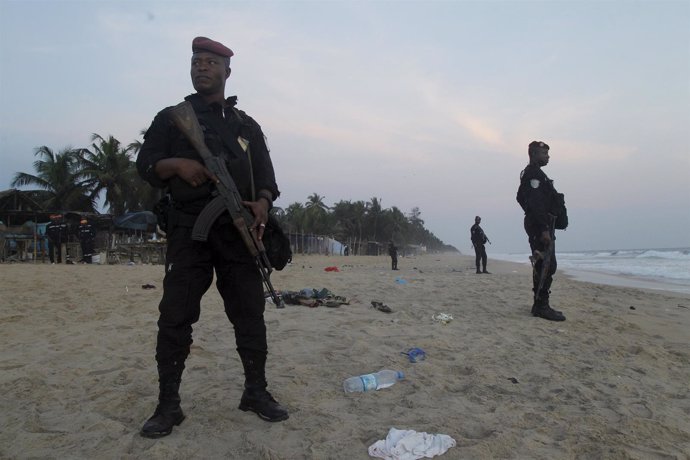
[{"xmin": 397, "ymin": 371, "xmax": 405, "ymax": 379}]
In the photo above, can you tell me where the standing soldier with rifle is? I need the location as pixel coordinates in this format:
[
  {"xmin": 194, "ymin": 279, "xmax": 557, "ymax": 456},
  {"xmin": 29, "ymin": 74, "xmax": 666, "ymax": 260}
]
[
  {"xmin": 516, "ymin": 141, "xmax": 569, "ymax": 321},
  {"xmin": 470, "ymin": 215, "xmax": 490, "ymax": 274},
  {"xmin": 136, "ymin": 36, "xmax": 288, "ymax": 438}
]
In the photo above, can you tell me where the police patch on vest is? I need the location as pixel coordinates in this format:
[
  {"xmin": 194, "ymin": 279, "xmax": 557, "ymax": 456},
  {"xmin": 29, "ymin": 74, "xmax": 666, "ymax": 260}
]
[{"xmin": 530, "ymin": 179, "xmax": 540, "ymax": 188}]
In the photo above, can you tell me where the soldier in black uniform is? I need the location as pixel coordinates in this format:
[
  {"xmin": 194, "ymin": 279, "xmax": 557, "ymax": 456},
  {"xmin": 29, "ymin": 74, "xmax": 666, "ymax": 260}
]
[
  {"xmin": 470, "ymin": 216, "xmax": 490, "ymax": 274},
  {"xmin": 78, "ymin": 218, "xmax": 96, "ymax": 263},
  {"xmin": 517, "ymin": 141, "xmax": 568, "ymax": 321},
  {"xmin": 388, "ymin": 241, "xmax": 399, "ymax": 270},
  {"xmin": 136, "ymin": 36, "xmax": 287, "ymax": 438},
  {"xmin": 45, "ymin": 214, "xmax": 68, "ymax": 264}
]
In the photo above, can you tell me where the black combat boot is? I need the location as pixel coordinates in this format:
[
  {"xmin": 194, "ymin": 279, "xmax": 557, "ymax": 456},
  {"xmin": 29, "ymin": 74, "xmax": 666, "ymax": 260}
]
[
  {"xmin": 141, "ymin": 365, "xmax": 186, "ymax": 438},
  {"xmin": 532, "ymin": 295, "xmax": 566, "ymax": 321},
  {"xmin": 238, "ymin": 352, "xmax": 289, "ymax": 422}
]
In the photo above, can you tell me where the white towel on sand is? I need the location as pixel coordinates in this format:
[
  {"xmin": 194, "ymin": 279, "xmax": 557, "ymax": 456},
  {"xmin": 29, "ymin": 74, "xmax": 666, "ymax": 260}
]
[{"xmin": 368, "ymin": 427, "xmax": 456, "ymax": 460}]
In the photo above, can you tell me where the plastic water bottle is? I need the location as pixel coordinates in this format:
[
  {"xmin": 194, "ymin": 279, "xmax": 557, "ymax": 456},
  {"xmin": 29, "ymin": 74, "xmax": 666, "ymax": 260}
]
[{"xmin": 343, "ymin": 369, "xmax": 405, "ymax": 393}]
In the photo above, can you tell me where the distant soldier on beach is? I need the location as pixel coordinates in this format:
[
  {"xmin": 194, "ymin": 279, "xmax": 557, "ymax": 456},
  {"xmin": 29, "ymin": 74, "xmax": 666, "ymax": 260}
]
[
  {"xmin": 78, "ymin": 218, "xmax": 95, "ymax": 263},
  {"xmin": 388, "ymin": 241, "xmax": 399, "ymax": 270},
  {"xmin": 46, "ymin": 214, "xmax": 67, "ymax": 264},
  {"xmin": 517, "ymin": 141, "xmax": 569, "ymax": 321},
  {"xmin": 470, "ymin": 216, "xmax": 490, "ymax": 274}
]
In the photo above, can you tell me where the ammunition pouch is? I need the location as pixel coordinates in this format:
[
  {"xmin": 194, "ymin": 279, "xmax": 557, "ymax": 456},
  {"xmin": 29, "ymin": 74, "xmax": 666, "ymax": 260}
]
[
  {"xmin": 553, "ymin": 193, "xmax": 568, "ymax": 230},
  {"xmin": 153, "ymin": 194, "xmax": 172, "ymax": 233},
  {"xmin": 263, "ymin": 215, "xmax": 292, "ymax": 271}
]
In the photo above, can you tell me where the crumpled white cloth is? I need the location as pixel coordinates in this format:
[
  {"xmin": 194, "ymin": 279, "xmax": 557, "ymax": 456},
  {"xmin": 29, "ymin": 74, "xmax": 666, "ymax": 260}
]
[{"xmin": 368, "ymin": 427, "xmax": 456, "ymax": 460}]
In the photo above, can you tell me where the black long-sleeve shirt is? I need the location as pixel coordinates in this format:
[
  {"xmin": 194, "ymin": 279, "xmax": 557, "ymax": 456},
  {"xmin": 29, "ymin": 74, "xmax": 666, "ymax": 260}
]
[
  {"xmin": 136, "ymin": 93, "xmax": 279, "ymax": 214},
  {"xmin": 517, "ymin": 163, "xmax": 561, "ymax": 234},
  {"xmin": 78, "ymin": 223, "xmax": 95, "ymax": 241},
  {"xmin": 470, "ymin": 224, "xmax": 487, "ymax": 247},
  {"xmin": 46, "ymin": 222, "xmax": 68, "ymax": 243}
]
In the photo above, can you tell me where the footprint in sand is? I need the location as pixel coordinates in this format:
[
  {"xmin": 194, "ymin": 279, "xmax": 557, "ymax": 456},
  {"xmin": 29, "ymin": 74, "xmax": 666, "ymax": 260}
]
[{"xmin": 628, "ymin": 402, "xmax": 653, "ymax": 418}]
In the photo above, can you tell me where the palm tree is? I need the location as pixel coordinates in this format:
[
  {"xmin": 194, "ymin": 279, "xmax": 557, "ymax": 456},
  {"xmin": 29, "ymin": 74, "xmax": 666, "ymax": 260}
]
[
  {"xmin": 127, "ymin": 128, "xmax": 148, "ymax": 153},
  {"xmin": 11, "ymin": 146, "xmax": 95, "ymax": 211},
  {"xmin": 305, "ymin": 193, "xmax": 328, "ymax": 212},
  {"xmin": 365, "ymin": 197, "xmax": 383, "ymax": 241},
  {"xmin": 284, "ymin": 202, "xmax": 306, "ymax": 234},
  {"xmin": 125, "ymin": 129, "xmax": 162, "ymax": 212},
  {"xmin": 304, "ymin": 193, "xmax": 329, "ymax": 234},
  {"xmin": 331, "ymin": 199, "xmax": 367, "ymax": 254},
  {"xmin": 77, "ymin": 133, "xmax": 137, "ymax": 216},
  {"xmin": 382, "ymin": 206, "xmax": 409, "ymax": 244}
]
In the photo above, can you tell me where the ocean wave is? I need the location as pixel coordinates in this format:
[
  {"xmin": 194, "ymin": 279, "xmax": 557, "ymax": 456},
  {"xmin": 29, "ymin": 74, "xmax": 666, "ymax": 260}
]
[
  {"xmin": 635, "ymin": 249, "xmax": 690, "ymax": 260},
  {"xmin": 494, "ymin": 248, "xmax": 690, "ymax": 284}
]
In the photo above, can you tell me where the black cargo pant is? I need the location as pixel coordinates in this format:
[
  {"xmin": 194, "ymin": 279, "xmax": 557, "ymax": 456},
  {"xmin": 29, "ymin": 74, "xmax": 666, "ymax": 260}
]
[
  {"xmin": 48, "ymin": 238, "xmax": 62, "ymax": 263},
  {"xmin": 80, "ymin": 238, "xmax": 94, "ymax": 263},
  {"xmin": 473, "ymin": 243, "xmax": 487, "ymax": 272},
  {"xmin": 525, "ymin": 217, "xmax": 557, "ymax": 302},
  {"xmin": 155, "ymin": 217, "xmax": 267, "ymax": 378},
  {"xmin": 390, "ymin": 254, "xmax": 398, "ymax": 270}
]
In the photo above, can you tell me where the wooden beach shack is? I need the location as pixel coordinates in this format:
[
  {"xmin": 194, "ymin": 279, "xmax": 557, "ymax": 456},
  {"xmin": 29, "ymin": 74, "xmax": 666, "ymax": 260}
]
[{"xmin": 0, "ymin": 189, "xmax": 164, "ymax": 264}]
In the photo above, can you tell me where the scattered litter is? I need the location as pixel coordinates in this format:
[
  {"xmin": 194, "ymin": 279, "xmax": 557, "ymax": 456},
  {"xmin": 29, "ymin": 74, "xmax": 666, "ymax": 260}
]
[
  {"xmin": 300, "ymin": 288, "xmax": 315, "ymax": 297},
  {"xmin": 432, "ymin": 313, "xmax": 453, "ymax": 324},
  {"xmin": 629, "ymin": 306, "xmax": 636, "ymax": 310},
  {"xmin": 141, "ymin": 284, "xmax": 156, "ymax": 289},
  {"xmin": 369, "ymin": 427, "xmax": 456, "ymax": 460},
  {"xmin": 508, "ymin": 377, "xmax": 519, "ymax": 384},
  {"xmin": 279, "ymin": 288, "xmax": 349, "ymax": 308},
  {"xmin": 324, "ymin": 266, "xmax": 340, "ymax": 272},
  {"xmin": 395, "ymin": 277, "xmax": 408, "ymax": 285},
  {"xmin": 372, "ymin": 301, "xmax": 393, "ymax": 313},
  {"xmin": 401, "ymin": 347, "xmax": 426, "ymax": 363}
]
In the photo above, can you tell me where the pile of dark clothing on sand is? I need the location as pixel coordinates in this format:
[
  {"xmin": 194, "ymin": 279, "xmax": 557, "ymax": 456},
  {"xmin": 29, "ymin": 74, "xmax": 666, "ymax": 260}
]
[{"xmin": 277, "ymin": 288, "xmax": 350, "ymax": 308}]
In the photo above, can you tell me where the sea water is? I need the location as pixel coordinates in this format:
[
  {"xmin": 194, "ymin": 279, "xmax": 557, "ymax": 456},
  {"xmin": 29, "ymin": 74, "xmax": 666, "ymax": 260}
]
[{"xmin": 493, "ymin": 247, "xmax": 690, "ymax": 294}]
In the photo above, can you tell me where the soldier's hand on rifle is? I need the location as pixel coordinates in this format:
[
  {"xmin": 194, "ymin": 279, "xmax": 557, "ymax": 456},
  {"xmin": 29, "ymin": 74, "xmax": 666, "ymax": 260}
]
[
  {"xmin": 177, "ymin": 159, "xmax": 218, "ymax": 187},
  {"xmin": 243, "ymin": 198, "xmax": 270, "ymax": 239},
  {"xmin": 154, "ymin": 158, "xmax": 218, "ymax": 186}
]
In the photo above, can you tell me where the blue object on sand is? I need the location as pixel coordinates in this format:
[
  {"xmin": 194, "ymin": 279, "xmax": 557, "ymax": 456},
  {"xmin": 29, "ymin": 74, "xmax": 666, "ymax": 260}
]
[
  {"xmin": 402, "ymin": 347, "xmax": 426, "ymax": 363},
  {"xmin": 395, "ymin": 277, "xmax": 408, "ymax": 285}
]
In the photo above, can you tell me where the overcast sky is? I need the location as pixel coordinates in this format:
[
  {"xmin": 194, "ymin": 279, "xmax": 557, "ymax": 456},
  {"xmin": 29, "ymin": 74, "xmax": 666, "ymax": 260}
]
[{"xmin": 1, "ymin": 0, "xmax": 688, "ymax": 254}]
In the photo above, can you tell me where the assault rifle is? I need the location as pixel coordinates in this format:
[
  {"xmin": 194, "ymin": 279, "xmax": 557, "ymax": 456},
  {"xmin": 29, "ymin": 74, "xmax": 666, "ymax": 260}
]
[
  {"xmin": 530, "ymin": 215, "xmax": 556, "ymax": 301},
  {"xmin": 166, "ymin": 100, "xmax": 285, "ymax": 308}
]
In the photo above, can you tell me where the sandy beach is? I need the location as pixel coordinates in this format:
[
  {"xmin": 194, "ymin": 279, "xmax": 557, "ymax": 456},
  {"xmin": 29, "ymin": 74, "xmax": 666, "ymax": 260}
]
[{"xmin": 1, "ymin": 253, "xmax": 689, "ymax": 459}]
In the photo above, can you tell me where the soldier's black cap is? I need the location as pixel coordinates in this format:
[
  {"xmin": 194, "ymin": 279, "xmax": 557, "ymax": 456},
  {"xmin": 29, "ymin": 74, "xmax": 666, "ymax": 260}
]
[{"xmin": 528, "ymin": 141, "xmax": 549, "ymax": 155}]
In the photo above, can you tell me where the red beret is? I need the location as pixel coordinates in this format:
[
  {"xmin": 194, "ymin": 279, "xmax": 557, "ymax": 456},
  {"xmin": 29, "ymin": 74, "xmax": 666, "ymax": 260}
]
[{"xmin": 192, "ymin": 36, "xmax": 234, "ymax": 58}]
